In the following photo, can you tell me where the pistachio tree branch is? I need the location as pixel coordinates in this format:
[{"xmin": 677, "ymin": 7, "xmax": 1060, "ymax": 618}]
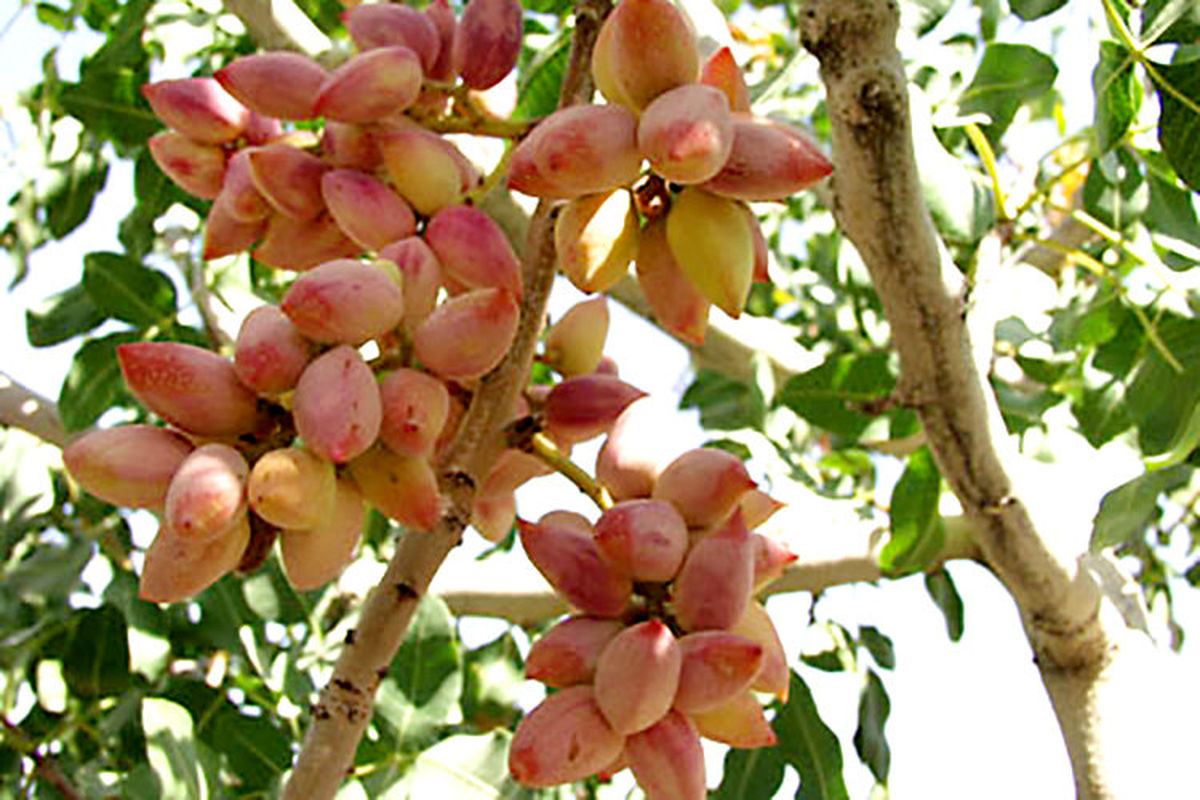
[
  {"xmin": 280, "ymin": 2, "xmax": 612, "ymax": 796},
  {"xmin": 221, "ymin": 0, "xmax": 331, "ymax": 57},
  {"xmin": 0, "ymin": 373, "xmax": 72, "ymax": 450},
  {"xmin": 436, "ymin": 514, "xmax": 983, "ymax": 625},
  {"xmin": 796, "ymin": 2, "xmax": 1167, "ymax": 797}
]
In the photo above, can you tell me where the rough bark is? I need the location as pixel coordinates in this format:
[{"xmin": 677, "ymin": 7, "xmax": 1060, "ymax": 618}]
[{"xmin": 795, "ymin": 2, "xmax": 1173, "ymax": 797}]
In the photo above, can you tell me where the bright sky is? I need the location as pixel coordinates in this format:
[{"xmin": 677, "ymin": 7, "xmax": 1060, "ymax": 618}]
[{"xmin": 0, "ymin": 2, "xmax": 1195, "ymax": 798}]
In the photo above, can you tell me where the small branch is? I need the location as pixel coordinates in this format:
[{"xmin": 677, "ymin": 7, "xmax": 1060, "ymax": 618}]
[
  {"xmin": 525, "ymin": 432, "xmax": 614, "ymax": 512},
  {"xmin": 0, "ymin": 373, "xmax": 72, "ymax": 449},
  {"xmin": 436, "ymin": 514, "xmax": 983, "ymax": 625}
]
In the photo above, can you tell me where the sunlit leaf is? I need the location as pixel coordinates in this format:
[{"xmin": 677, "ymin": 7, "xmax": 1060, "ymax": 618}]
[
  {"xmin": 1091, "ymin": 465, "xmax": 1193, "ymax": 551},
  {"xmin": 958, "ymin": 43, "xmax": 1058, "ymax": 143},
  {"xmin": 880, "ymin": 448, "xmax": 943, "ymax": 576},
  {"xmin": 142, "ymin": 697, "xmax": 207, "ymax": 800}
]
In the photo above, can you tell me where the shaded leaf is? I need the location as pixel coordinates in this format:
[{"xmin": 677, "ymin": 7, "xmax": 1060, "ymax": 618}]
[
  {"xmin": 1145, "ymin": 172, "xmax": 1200, "ymax": 271},
  {"xmin": 777, "ymin": 352, "xmax": 895, "ymax": 440},
  {"xmin": 1010, "ymin": 0, "xmax": 1067, "ymax": 19},
  {"xmin": 212, "ymin": 710, "xmax": 292, "ymax": 790},
  {"xmin": 1126, "ymin": 315, "xmax": 1200, "ymax": 456},
  {"xmin": 83, "ymin": 251, "xmax": 177, "ymax": 328},
  {"xmin": 460, "ymin": 632, "xmax": 524, "ymax": 731},
  {"xmin": 1091, "ymin": 465, "xmax": 1193, "ymax": 550},
  {"xmin": 924, "ymin": 569, "xmax": 964, "ymax": 642},
  {"xmin": 1081, "ymin": 147, "xmax": 1149, "ymax": 231},
  {"xmin": 63, "ymin": 604, "xmax": 130, "ymax": 698},
  {"xmin": 1156, "ymin": 58, "xmax": 1200, "ymax": 192},
  {"xmin": 44, "ymin": 150, "xmax": 110, "ymax": 240},
  {"xmin": 858, "ymin": 626, "xmax": 896, "ymax": 670},
  {"xmin": 1143, "ymin": 0, "xmax": 1200, "ymax": 45},
  {"xmin": 1071, "ymin": 376, "xmax": 1133, "ymax": 448},
  {"xmin": 58, "ymin": 331, "xmax": 140, "ymax": 431},
  {"xmin": 880, "ymin": 448, "xmax": 943, "ymax": 576},
  {"xmin": 1093, "ymin": 42, "xmax": 1141, "ymax": 153},
  {"xmin": 375, "ymin": 596, "xmax": 463, "ymax": 752},
  {"xmin": 6, "ymin": 536, "xmax": 91, "ymax": 603},
  {"xmin": 853, "ymin": 670, "xmax": 891, "ymax": 783},
  {"xmin": 713, "ymin": 743, "xmax": 787, "ymax": 800},
  {"xmin": 773, "ymin": 671, "xmax": 849, "ymax": 800},
  {"xmin": 682, "ymin": 368, "xmax": 766, "ymax": 431},
  {"xmin": 958, "ymin": 43, "xmax": 1058, "ymax": 142},
  {"xmin": 26, "ymin": 282, "xmax": 106, "ymax": 347}
]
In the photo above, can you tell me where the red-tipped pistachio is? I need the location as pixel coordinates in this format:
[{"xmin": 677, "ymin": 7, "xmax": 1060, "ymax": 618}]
[
  {"xmin": 292, "ymin": 345, "xmax": 382, "ymax": 463},
  {"xmin": 117, "ymin": 342, "xmax": 263, "ymax": 438},
  {"xmin": 281, "ymin": 258, "xmax": 405, "ymax": 345},
  {"xmin": 593, "ymin": 618, "xmax": 682, "ymax": 734},
  {"xmin": 63, "ymin": 425, "xmax": 193, "ymax": 510},
  {"xmin": 518, "ymin": 511, "xmax": 632, "ymax": 618},
  {"xmin": 594, "ymin": 498, "xmax": 688, "ymax": 582}
]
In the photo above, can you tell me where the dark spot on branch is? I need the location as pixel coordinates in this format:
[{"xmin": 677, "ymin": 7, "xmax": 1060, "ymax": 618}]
[
  {"xmin": 344, "ymin": 628, "xmax": 357, "ymax": 646},
  {"xmin": 333, "ymin": 678, "xmax": 361, "ymax": 695},
  {"xmin": 312, "ymin": 704, "xmax": 331, "ymax": 721},
  {"xmin": 395, "ymin": 581, "xmax": 420, "ymax": 601}
]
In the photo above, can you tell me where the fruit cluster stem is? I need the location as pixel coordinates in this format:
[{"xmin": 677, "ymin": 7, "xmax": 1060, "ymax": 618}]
[{"xmin": 280, "ymin": 3, "xmax": 610, "ymax": 796}]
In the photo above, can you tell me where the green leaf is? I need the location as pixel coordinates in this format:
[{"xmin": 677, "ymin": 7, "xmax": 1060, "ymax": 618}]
[
  {"xmin": 83, "ymin": 251, "xmax": 177, "ymax": 328},
  {"xmin": 58, "ymin": 331, "xmax": 139, "ymax": 431},
  {"xmin": 1090, "ymin": 465, "xmax": 1193, "ymax": 550},
  {"xmin": 6, "ymin": 536, "xmax": 91, "ymax": 603},
  {"xmin": 211, "ymin": 710, "xmax": 292, "ymax": 790},
  {"xmin": 375, "ymin": 596, "xmax": 463, "ymax": 752},
  {"xmin": 776, "ymin": 352, "xmax": 895, "ymax": 440},
  {"xmin": 240, "ymin": 562, "xmax": 308, "ymax": 625},
  {"xmin": 913, "ymin": 87, "xmax": 996, "ymax": 246},
  {"xmin": 58, "ymin": 0, "xmax": 158, "ymax": 148},
  {"xmin": 26, "ymin": 282, "xmax": 107, "ymax": 347},
  {"xmin": 460, "ymin": 632, "xmax": 524, "ymax": 730},
  {"xmin": 879, "ymin": 448, "xmax": 943, "ymax": 576},
  {"xmin": 1081, "ymin": 147, "xmax": 1149, "ymax": 230},
  {"xmin": 1145, "ymin": 173, "xmax": 1200, "ymax": 269},
  {"xmin": 712, "ymin": 743, "xmax": 787, "ymax": 800},
  {"xmin": 1143, "ymin": 0, "xmax": 1200, "ymax": 45},
  {"xmin": 63, "ymin": 604, "xmax": 130, "ymax": 698},
  {"xmin": 35, "ymin": 2, "xmax": 72, "ymax": 30},
  {"xmin": 957, "ymin": 43, "xmax": 1058, "ymax": 143},
  {"xmin": 681, "ymin": 368, "xmax": 766, "ymax": 431},
  {"xmin": 1093, "ymin": 42, "xmax": 1142, "ymax": 153},
  {"xmin": 513, "ymin": 34, "xmax": 569, "ymax": 120},
  {"xmin": 1010, "ymin": 0, "xmax": 1067, "ymax": 19},
  {"xmin": 924, "ymin": 569, "xmax": 964, "ymax": 642},
  {"xmin": 120, "ymin": 147, "xmax": 187, "ymax": 260},
  {"xmin": 388, "ymin": 731, "xmax": 540, "ymax": 800},
  {"xmin": 899, "ymin": 0, "xmax": 953, "ymax": 36},
  {"xmin": 853, "ymin": 670, "xmax": 891, "ymax": 784},
  {"xmin": 1126, "ymin": 315, "xmax": 1200, "ymax": 456},
  {"xmin": 44, "ymin": 150, "xmax": 110, "ymax": 240},
  {"xmin": 1071, "ymin": 376, "xmax": 1133, "ymax": 448},
  {"xmin": 858, "ymin": 626, "xmax": 896, "ymax": 670},
  {"xmin": 1156, "ymin": 59, "xmax": 1200, "ymax": 192},
  {"xmin": 773, "ymin": 671, "xmax": 849, "ymax": 800},
  {"xmin": 142, "ymin": 697, "xmax": 207, "ymax": 800}
]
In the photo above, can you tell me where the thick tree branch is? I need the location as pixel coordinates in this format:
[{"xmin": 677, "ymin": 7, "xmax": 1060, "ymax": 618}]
[
  {"xmin": 281, "ymin": 3, "xmax": 610, "ymax": 797},
  {"xmin": 221, "ymin": 0, "xmax": 330, "ymax": 57},
  {"xmin": 796, "ymin": 2, "xmax": 1158, "ymax": 797}
]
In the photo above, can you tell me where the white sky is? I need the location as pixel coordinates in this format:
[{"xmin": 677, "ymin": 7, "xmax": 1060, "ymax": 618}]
[{"xmin": 0, "ymin": 2, "xmax": 1195, "ymax": 798}]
